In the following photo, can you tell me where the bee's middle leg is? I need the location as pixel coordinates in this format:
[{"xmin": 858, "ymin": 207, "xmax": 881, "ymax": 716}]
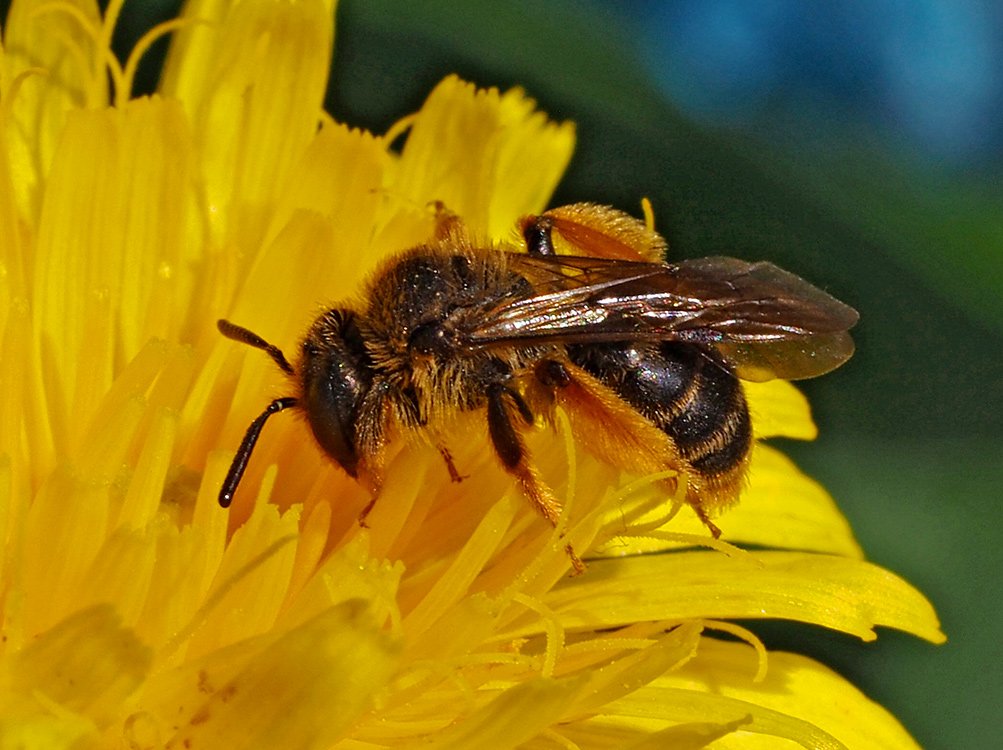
[
  {"xmin": 485, "ymin": 385, "xmax": 558, "ymax": 522},
  {"xmin": 485, "ymin": 384, "xmax": 584, "ymax": 573}
]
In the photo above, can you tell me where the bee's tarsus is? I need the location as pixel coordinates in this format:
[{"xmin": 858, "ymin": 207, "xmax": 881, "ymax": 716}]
[
  {"xmin": 358, "ymin": 496, "xmax": 377, "ymax": 527},
  {"xmin": 692, "ymin": 502, "xmax": 723, "ymax": 539},
  {"xmin": 565, "ymin": 544, "xmax": 586, "ymax": 575},
  {"xmin": 438, "ymin": 446, "xmax": 467, "ymax": 483}
]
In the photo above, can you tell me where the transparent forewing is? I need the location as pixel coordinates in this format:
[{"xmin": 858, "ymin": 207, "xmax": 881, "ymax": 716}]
[
  {"xmin": 463, "ymin": 254, "xmax": 859, "ymax": 381},
  {"xmin": 717, "ymin": 334, "xmax": 856, "ymax": 381}
]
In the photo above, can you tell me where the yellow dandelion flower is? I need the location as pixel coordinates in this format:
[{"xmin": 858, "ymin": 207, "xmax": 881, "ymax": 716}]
[{"xmin": 0, "ymin": 1, "xmax": 943, "ymax": 748}]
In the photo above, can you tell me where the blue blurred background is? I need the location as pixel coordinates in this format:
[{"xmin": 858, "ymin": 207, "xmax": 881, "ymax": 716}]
[{"xmin": 629, "ymin": 0, "xmax": 1003, "ymax": 171}]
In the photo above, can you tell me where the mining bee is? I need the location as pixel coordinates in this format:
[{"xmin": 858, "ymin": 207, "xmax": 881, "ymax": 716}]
[{"xmin": 218, "ymin": 203, "xmax": 857, "ymax": 568}]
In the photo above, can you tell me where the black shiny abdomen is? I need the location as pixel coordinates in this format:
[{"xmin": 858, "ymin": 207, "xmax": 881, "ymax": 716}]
[{"xmin": 568, "ymin": 341, "xmax": 751, "ymax": 476}]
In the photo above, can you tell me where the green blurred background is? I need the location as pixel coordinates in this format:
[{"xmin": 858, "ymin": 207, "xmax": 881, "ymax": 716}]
[{"xmin": 12, "ymin": 0, "xmax": 1001, "ymax": 747}]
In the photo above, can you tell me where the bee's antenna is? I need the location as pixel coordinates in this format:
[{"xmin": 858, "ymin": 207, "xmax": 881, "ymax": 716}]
[
  {"xmin": 216, "ymin": 320, "xmax": 299, "ymax": 507},
  {"xmin": 218, "ymin": 397, "xmax": 299, "ymax": 507},
  {"xmin": 217, "ymin": 319, "xmax": 295, "ymax": 375}
]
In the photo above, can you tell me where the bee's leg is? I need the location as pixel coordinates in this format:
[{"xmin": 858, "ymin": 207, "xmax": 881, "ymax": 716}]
[
  {"xmin": 354, "ymin": 386, "xmax": 401, "ymax": 526},
  {"xmin": 535, "ymin": 359, "xmax": 572, "ymax": 388},
  {"xmin": 536, "ymin": 357, "xmax": 730, "ymax": 533},
  {"xmin": 438, "ymin": 445, "xmax": 467, "ymax": 483},
  {"xmin": 356, "ymin": 459, "xmax": 385, "ymax": 527},
  {"xmin": 521, "ymin": 215, "xmax": 557, "ymax": 256},
  {"xmin": 358, "ymin": 496, "xmax": 377, "ymax": 527},
  {"xmin": 430, "ymin": 201, "xmax": 466, "ymax": 240},
  {"xmin": 486, "ymin": 384, "xmax": 584, "ymax": 574},
  {"xmin": 691, "ymin": 497, "xmax": 723, "ymax": 539},
  {"xmin": 486, "ymin": 385, "xmax": 554, "ymax": 522},
  {"xmin": 519, "ymin": 204, "xmax": 666, "ymax": 262}
]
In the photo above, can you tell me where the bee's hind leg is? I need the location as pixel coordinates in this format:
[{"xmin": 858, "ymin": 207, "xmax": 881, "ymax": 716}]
[
  {"xmin": 521, "ymin": 215, "xmax": 557, "ymax": 256},
  {"xmin": 691, "ymin": 498, "xmax": 723, "ymax": 539}
]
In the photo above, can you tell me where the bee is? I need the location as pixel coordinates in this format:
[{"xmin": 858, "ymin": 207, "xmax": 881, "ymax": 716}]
[{"xmin": 218, "ymin": 203, "xmax": 857, "ymax": 568}]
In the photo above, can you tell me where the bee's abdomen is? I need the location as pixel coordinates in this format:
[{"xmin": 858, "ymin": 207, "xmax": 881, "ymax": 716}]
[{"xmin": 567, "ymin": 342, "xmax": 751, "ymax": 479}]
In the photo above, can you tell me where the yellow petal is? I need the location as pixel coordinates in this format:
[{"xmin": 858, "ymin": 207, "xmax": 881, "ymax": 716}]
[
  {"xmin": 166, "ymin": 600, "xmax": 399, "ymax": 749},
  {"xmin": 32, "ymin": 108, "xmax": 117, "ymax": 426},
  {"xmin": 276, "ymin": 534, "xmax": 403, "ymax": 635},
  {"xmin": 2, "ymin": 0, "xmax": 106, "ymax": 217},
  {"xmin": 489, "ymin": 85, "xmax": 577, "ymax": 237},
  {"xmin": 621, "ymin": 718, "xmax": 754, "ymax": 750},
  {"xmin": 599, "ymin": 684, "xmax": 846, "ymax": 750},
  {"xmin": 391, "ymin": 75, "xmax": 575, "ymax": 240},
  {"xmin": 15, "ymin": 340, "xmax": 190, "ymax": 637},
  {"xmin": 672, "ymin": 444, "xmax": 861, "ymax": 556},
  {"xmin": 0, "ymin": 296, "xmax": 55, "ymax": 493},
  {"xmin": 559, "ymin": 716, "xmax": 755, "ymax": 750},
  {"xmin": 227, "ymin": 209, "xmax": 338, "ymax": 354},
  {"xmin": 261, "ymin": 122, "xmax": 389, "ymax": 290},
  {"xmin": 113, "ymin": 99, "xmax": 197, "ymax": 352},
  {"xmin": 0, "ymin": 713, "xmax": 95, "ymax": 750},
  {"xmin": 160, "ymin": 0, "xmax": 336, "ymax": 109},
  {"xmin": 184, "ymin": 503, "xmax": 300, "ymax": 659},
  {"xmin": 729, "ymin": 445, "xmax": 862, "ymax": 554},
  {"xmin": 132, "ymin": 516, "xmax": 225, "ymax": 652},
  {"xmin": 402, "ymin": 676, "xmax": 586, "ymax": 750},
  {"xmin": 512, "ymin": 552, "xmax": 945, "ymax": 643},
  {"xmin": 647, "ymin": 638, "xmax": 925, "ymax": 749},
  {"xmin": 3, "ymin": 605, "xmax": 151, "ymax": 727},
  {"xmin": 745, "ymin": 379, "xmax": 817, "ymax": 440},
  {"xmin": 19, "ymin": 468, "xmax": 114, "ymax": 636},
  {"xmin": 402, "ymin": 493, "xmax": 519, "ymax": 640},
  {"xmin": 570, "ymin": 621, "xmax": 704, "ymax": 715},
  {"xmin": 160, "ymin": 0, "xmax": 335, "ymax": 250},
  {"xmin": 32, "ymin": 98, "xmax": 196, "ymax": 436},
  {"xmin": 0, "ymin": 113, "xmax": 29, "ymax": 309}
]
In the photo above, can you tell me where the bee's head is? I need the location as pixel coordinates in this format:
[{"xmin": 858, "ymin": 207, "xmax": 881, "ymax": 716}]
[
  {"xmin": 297, "ymin": 308, "xmax": 374, "ymax": 478},
  {"xmin": 216, "ymin": 311, "xmax": 372, "ymax": 507}
]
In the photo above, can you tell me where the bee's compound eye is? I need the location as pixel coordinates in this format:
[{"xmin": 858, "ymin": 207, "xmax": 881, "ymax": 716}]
[{"xmin": 300, "ymin": 309, "xmax": 373, "ymax": 477}]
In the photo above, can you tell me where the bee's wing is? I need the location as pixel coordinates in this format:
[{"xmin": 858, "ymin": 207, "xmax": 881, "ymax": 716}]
[{"xmin": 464, "ymin": 254, "xmax": 858, "ymax": 381}]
